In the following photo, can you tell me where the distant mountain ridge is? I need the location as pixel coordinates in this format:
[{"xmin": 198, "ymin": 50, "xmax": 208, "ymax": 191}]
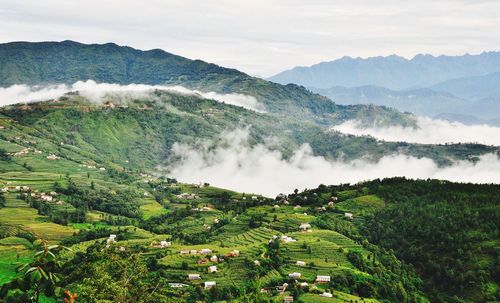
[
  {"xmin": 269, "ymin": 52, "xmax": 500, "ymax": 90},
  {"xmin": 431, "ymin": 71, "xmax": 500, "ymax": 99},
  {"xmin": 312, "ymin": 85, "xmax": 500, "ymax": 125}
]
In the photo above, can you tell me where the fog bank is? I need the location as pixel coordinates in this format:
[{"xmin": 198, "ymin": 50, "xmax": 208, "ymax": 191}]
[
  {"xmin": 0, "ymin": 80, "xmax": 266, "ymax": 112},
  {"xmin": 332, "ymin": 117, "xmax": 500, "ymax": 146},
  {"xmin": 165, "ymin": 128, "xmax": 500, "ymax": 196}
]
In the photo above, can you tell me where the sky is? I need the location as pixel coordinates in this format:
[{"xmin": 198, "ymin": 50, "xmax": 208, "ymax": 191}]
[{"xmin": 1, "ymin": 0, "xmax": 499, "ymax": 77}]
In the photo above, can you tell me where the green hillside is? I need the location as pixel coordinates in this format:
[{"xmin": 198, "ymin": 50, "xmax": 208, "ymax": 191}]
[
  {"xmin": 0, "ymin": 41, "xmax": 498, "ymax": 302},
  {"xmin": 0, "ymin": 41, "xmax": 416, "ymax": 127},
  {"xmin": 0, "ymin": 92, "xmax": 497, "ymax": 174},
  {"xmin": 0, "ymin": 134, "xmax": 428, "ymax": 302},
  {"xmin": 0, "ymin": 95, "xmax": 497, "ymax": 302}
]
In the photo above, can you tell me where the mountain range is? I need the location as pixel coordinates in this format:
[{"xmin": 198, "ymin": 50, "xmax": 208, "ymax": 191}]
[
  {"xmin": 269, "ymin": 53, "xmax": 500, "ymax": 125},
  {"xmin": 268, "ymin": 52, "xmax": 500, "ymax": 90}
]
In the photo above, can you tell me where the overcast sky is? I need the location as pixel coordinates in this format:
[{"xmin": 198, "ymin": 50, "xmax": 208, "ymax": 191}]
[{"xmin": 1, "ymin": 0, "xmax": 499, "ymax": 76}]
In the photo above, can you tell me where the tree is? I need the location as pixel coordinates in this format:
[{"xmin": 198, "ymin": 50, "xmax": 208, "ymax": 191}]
[{"xmin": 0, "ymin": 239, "xmax": 70, "ymax": 302}]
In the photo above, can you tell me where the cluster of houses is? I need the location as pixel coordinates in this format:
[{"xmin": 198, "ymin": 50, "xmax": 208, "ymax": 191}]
[
  {"xmin": 180, "ymin": 248, "xmax": 240, "ymax": 259},
  {"xmin": 176, "ymin": 193, "xmax": 199, "ymax": 199},
  {"xmin": 185, "ymin": 274, "xmax": 217, "ymax": 289},
  {"xmin": 78, "ymin": 164, "xmax": 105, "ymax": 170},
  {"xmin": 269, "ymin": 235, "xmax": 297, "ymax": 243},
  {"xmin": 286, "ymin": 272, "xmax": 331, "ymax": 283},
  {"xmin": 152, "ymin": 240, "xmax": 171, "ymax": 248},
  {"xmin": 180, "ymin": 248, "xmax": 214, "ymax": 255},
  {"xmin": 192, "ymin": 206, "xmax": 213, "ymax": 212},
  {"xmin": 139, "ymin": 173, "xmax": 157, "ymax": 183},
  {"xmin": 2, "ymin": 185, "xmax": 30, "ymax": 193},
  {"xmin": 241, "ymin": 195, "xmax": 259, "ymax": 201},
  {"xmin": 263, "ymin": 273, "xmax": 332, "ymax": 300},
  {"xmin": 46, "ymin": 154, "xmax": 60, "ymax": 160},
  {"xmin": 177, "ymin": 249, "xmax": 243, "ymax": 288},
  {"xmin": 2, "ymin": 185, "xmax": 65, "ymax": 205},
  {"xmin": 267, "ymin": 274, "xmax": 333, "ymax": 301}
]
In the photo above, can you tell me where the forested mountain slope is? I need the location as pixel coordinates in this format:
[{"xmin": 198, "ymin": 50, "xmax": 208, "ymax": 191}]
[{"xmin": 0, "ymin": 92, "xmax": 497, "ymax": 173}]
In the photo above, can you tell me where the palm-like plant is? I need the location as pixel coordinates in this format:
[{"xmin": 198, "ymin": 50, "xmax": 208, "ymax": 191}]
[{"xmin": 0, "ymin": 238, "xmax": 71, "ymax": 302}]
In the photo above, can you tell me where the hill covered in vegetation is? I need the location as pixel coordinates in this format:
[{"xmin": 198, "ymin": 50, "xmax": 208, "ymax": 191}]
[
  {"xmin": 0, "ymin": 92, "xmax": 498, "ymax": 302},
  {"xmin": 0, "ymin": 40, "xmax": 416, "ymax": 127},
  {"xmin": 0, "ymin": 91, "xmax": 497, "ymax": 172},
  {"xmin": 0, "ymin": 130, "xmax": 498, "ymax": 302}
]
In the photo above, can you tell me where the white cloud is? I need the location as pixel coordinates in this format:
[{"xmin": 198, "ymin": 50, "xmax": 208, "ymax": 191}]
[
  {"xmin": 331, "ymin": 117, "xmax": 500, "ymax": 146},
  {"xmin": 164, "ymin": 128, "xmax": 500, "ymax": 197},
  {"xmin": 0, "ymin": 80, "xmax": 266, "ymax": 112}
]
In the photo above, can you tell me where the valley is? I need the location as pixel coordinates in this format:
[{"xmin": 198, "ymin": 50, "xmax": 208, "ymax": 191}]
[
  {"xmin": 0, "ymin": 90, "xmax": 498, "ymax": 302},
  {"xmin": 0, "ymin": 41, "xmax": 498, "ymax": 303}
]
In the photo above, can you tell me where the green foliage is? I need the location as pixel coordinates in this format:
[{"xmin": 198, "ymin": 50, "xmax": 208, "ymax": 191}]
[
  {"xmin": 361, "ymin": 178, "xmax": 500, "ymax": 302},
  {"xmin": 0, "ymin": 240, "xmax": 70, "ymax": 303}
]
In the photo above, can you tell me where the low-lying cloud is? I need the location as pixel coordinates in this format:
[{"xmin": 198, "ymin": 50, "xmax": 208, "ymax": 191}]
[
  {"xmin": 332, "ymin": 117, "xmax": 500, "ymax": 146},
  {"xmin": 0, "ymin": 80, "xmax": 266, "ymax": 112},
  {"xmin": 165, "ymin": 128, "xmax": 500, "ymax": 197}
]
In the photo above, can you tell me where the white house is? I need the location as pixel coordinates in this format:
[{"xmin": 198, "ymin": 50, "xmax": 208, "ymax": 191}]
[
  {"xmin": 299, "ymin": 223, "xmax": 311, "ymax": 231},
  {"xmin": 40, "ymin": 195, "xmax": 53, "ymax": 202},
  {"xmin": 204, "ymin": 281, "xmax": 216, "ymax": 289},
  {"xmin": 160, "ymin": 241, "xmax": 171, "ymax": 248},
  {"xmin": 46, "ymin": 154, "xmax": 59, "ymax": 160},
  {"xmin": 320, "ymin": 292, "xmax": 333, "ymax": 298},
  {"xmin": 179, "ymin": 250, "xmax": 190, "ymax": 255},
  {"xmin": 299, "ymin": 282, "xmax": 308, "ymax": 288},
  {"xmin": 288, "ymin": 272, "xmax": 301, "ymax": 279},
  {"xmin": 188, "ymin": 274, "xmax": 200, "ymax": 280},
  {"xmin": 200, "ymin": 248, "xmax": 212, "ymax": 254},
  {"xmin": 316, "ymin": 275, "xmax": 331, "ymax": 283},
  {"xmin": 107, "ymin": 234, "xmax": 116, "ymax": 244},
  {"xmin": 281, "ymin": 235, "xmax": 296, "ymax": 243},
  {"xmin": 169, "ymin": 283, "xmax": 188, "ymax": 288},
  {"xmin": 208, "ymin": 265, "xmax": 217, "ymax": 273},
  {"xmin": 190, "ymin": 250, "xmax": 198, "ymax": 254},
  {"xmin": 254, "ymin": 260, "xmax": 261, "ymax": 266},
  {"xmin": 210, "ymin": 255, "xmax": 218, "ymax": 262},
  {"xmin": 344, "ymin": 212, "xmax": 353, "ymax": 219},
  {"xmin": 296, "ymin": 260, "xmax": 306, "ymax": 266}
]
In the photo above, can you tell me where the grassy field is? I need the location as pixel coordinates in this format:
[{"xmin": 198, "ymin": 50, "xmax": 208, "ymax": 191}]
[
  {"xmin": 300, "ymin": 292, "xmax": 381, "ymax": 303},
  {"xmin": 0, "ymin": 195, "xmax": 76, "ymax": 243}
]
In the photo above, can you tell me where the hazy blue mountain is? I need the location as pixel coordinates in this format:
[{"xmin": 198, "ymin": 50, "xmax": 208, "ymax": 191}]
[
  {"xmin": 311, "ymin": 85, "xmax": 500, "ymax": 125},
  {"xmin": 431, "ymin": 71, "xmax": 500, "ymax": 99},
  {"xmin": 269, "ymin": 52, "xmax": 500, "ymax": 90}
]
